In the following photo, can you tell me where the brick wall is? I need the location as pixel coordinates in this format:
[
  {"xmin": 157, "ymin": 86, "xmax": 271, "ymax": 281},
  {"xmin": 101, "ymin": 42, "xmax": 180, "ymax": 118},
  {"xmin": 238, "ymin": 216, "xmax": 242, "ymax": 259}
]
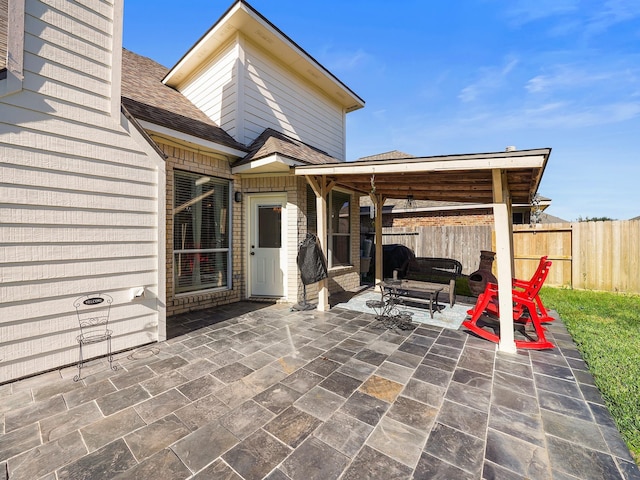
[
  {"xmin": 384, "ymin": 210, "xmax": 494, "ymax": 228},
  {"xmin": 160, "ymin": 140, "xmax": 243, "ymax": 316},
  {"xmin": 161, "ymin": 140, "xmax": 363, "ymax": 314}
]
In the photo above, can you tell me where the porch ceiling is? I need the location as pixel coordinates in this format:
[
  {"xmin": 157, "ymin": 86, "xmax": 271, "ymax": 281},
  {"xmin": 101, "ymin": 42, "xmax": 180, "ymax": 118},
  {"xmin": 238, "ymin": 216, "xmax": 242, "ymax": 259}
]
[{"xmin": 294, "ymin": 148, "xmax": 551, "ymax": 204}]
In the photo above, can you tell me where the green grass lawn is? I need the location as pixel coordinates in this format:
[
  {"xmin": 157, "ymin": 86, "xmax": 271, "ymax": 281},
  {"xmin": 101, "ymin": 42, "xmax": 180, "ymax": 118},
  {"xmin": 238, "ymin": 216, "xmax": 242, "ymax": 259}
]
[{"xmin": 540, "ymin": 287, "xmax": 640, "ymax": 463}]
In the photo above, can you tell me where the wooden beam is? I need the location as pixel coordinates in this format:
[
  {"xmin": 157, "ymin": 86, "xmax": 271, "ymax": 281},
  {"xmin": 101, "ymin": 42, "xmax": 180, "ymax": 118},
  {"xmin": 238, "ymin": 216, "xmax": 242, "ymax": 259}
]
[
  {"xmin": 305, "ymin": 175, "xmax": 321, "ymax": 197},
  {"xmin": 295, "ymin": 154, "xmax": 547, "ymax": 176},
  {"xmin": 492, "ymin": 169, "xmax": 516, "ymax": 353},
  {"xmin": 369, "ymin": 193, "xmax": 386, "ymax": 290}
]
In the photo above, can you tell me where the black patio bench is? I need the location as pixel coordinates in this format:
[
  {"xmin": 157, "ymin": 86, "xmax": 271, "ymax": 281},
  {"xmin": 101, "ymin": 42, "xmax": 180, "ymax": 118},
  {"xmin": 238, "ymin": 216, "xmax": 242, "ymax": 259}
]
[{"xmin": 394, "ymin": 257, "xmax": 463, "ymax": 307}]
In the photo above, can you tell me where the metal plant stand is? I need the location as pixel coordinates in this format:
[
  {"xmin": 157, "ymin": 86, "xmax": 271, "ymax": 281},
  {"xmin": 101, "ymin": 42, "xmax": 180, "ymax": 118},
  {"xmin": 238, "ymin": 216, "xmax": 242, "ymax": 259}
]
[
  {"xmin": 366, "ymin": 284, "xmax": 416, "ymax": 330},
  {"xmin": 73, "ymin": 293, "xmax": 118, "ymax": 381}
]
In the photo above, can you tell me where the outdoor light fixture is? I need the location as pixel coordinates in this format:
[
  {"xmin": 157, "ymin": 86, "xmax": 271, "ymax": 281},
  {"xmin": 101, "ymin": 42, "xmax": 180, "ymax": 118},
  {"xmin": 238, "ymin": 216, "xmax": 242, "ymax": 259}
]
[{"xmin": 234, "ymin": 191, "xmax": 243, "ymax": 203}]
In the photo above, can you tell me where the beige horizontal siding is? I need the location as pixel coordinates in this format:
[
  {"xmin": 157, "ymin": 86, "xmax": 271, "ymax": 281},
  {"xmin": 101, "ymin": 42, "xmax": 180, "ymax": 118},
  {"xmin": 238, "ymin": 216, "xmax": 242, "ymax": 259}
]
[
  {"xmin": 30, "ymin": 0, "xmax": 112, "ymax": 47},
  {"xmin": 0, "ymin": 0, "xmax": 163, "ymax": 382},
  {"xmin": 24, "ymin": 14, "xmax": 109, "ymax": 64},
  {"xmin": 0, "ymin": 243, "xmax": 158, "ymax": 263},
  {"xmin": 1, "ymin": 225, "xmax": 158, "ymax": 243},
  {"xmin": 2, "ymin": 126, "xmax": 161, "ymax": 168},
  {"xmin": 3, "ymin": 146, "xmax": 157, "ymax": 180}
]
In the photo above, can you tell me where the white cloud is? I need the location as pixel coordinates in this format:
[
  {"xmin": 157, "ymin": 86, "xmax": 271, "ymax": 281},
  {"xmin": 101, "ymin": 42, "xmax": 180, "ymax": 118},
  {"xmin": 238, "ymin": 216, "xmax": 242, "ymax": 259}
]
[
  {"xmin": 492, "ymin": 101, "xmax": 640, "ymax": 130},
  {"xmin": 502, "ymin": 0, "xmax": 640, "ymax": 38},
  {"xmin": 458, "ymin": 56, "xmax": 519, "ymax": 103},
  {"xmin": 503, "ymin": 0, "xmax": 579, "ymax": 26},
  {"xmin": 585, "ymin": 0, "xmax": 640, "ymax": 35},
  {"xmin": 525, "ymin": 66, "xmax": 615, "ymax": 94},
  {"xmin": 322, "ymin": 48, "xmax": 373, "ymax": 72}
]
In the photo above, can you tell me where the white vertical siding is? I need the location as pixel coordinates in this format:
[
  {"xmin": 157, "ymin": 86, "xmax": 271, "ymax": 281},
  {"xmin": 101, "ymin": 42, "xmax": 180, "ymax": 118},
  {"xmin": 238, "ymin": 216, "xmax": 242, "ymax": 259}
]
[
  {"xmin": 242, "ymin": 41, "xmax": 345, "ymax": 160},
  {"xmin": 0, "ymin": 0, "xmax": 164, "ymax": 382}
]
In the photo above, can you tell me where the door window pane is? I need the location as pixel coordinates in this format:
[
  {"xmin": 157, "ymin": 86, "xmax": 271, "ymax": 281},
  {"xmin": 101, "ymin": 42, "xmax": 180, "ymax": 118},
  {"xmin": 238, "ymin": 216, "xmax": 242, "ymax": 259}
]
[{"xmin": 258, "ymin": 205, "xmax": 281, "ymax": 248}]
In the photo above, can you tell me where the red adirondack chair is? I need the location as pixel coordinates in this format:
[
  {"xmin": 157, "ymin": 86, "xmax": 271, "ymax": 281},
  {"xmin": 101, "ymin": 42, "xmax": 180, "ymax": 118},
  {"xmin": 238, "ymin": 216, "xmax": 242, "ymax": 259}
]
[
  {"xmin": 463, "ymin": 257, "xmax": 554, "ymax": 349},
  {"xmin": 468, "ymin": 256, "xmax": 553, "ymax": 321}
]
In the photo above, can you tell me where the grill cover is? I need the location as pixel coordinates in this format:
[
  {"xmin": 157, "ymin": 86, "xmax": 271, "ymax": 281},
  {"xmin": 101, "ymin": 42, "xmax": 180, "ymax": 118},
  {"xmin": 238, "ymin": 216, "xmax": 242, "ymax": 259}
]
[{"xmin": 297, "ymin": 233, "xmax": 328, "ymax": 285}]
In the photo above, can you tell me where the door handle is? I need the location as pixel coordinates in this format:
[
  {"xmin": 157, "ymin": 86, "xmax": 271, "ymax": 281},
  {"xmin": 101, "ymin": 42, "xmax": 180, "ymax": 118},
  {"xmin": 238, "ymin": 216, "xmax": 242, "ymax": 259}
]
[{"xmin": 250, "ymin": 252, "xmax": 255, "ymax": 255}]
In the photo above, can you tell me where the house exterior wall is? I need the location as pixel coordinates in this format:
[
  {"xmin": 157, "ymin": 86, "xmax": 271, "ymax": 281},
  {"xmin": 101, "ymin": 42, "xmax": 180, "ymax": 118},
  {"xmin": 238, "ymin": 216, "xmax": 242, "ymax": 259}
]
[
  {"xmin": 0, "ymin": 0, "xmax": 165, "ymax": 383},
  {"xmin": 242, "ymin": 40, "xmax": 345, "ymax": 160},
  {"xmin": 160, "ymin": 140, "xmax": 243, "ymax": 316},
  {"xmin": 176, "ymin": 36, "xmax": 346, "ymax": 160},
  {"xmin": 237, "ymin": 175, "xmax": 360, "ymax": 304},
  {"xmin": 178, "ymin": 39, "xmax": 239, "ymax": 140},
  {"xmin": 241, "ymin": 175, "xmax": 295, "ymax": 301}
]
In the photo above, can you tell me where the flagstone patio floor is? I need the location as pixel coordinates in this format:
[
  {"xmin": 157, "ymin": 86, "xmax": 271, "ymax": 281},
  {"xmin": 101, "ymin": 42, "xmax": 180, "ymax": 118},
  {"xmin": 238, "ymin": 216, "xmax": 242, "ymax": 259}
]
[{"xmin": 1, "ymin": 298, "xmax": 639, "ymax": 479}]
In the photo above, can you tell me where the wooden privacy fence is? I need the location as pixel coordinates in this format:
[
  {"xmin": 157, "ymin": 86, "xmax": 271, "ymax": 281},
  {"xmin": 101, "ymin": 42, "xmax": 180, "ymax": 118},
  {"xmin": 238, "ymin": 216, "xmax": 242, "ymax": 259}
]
[
  {"xmin": 381, "ymin": 226, "xmax": 493, "ymax": 275},
  {"xmin": 382, "ymin": 220, "xmax": 640, "ymax": 294},
  {"xmin": 512, "ymin": 224, "xmax": 572, "ymax": 288}
]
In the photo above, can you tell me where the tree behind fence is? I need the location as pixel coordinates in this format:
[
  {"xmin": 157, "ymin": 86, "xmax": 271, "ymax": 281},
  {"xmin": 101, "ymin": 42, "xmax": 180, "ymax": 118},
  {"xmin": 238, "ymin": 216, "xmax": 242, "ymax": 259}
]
[{"xmin": 382, "ymin": 220, "xmax": 640, "ymax": 294}]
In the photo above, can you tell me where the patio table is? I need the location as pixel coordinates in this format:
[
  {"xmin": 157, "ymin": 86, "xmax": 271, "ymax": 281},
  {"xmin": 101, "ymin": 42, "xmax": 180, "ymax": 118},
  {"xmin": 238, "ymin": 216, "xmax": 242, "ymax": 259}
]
[{"xmin": 380, "ymin": 279, "xmax": 444, "ymax": 319}]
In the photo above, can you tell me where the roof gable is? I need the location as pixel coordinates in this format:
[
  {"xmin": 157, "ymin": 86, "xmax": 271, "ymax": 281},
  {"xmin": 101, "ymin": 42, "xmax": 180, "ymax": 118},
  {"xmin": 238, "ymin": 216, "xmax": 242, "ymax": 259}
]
[
  {"xmin": 163, "ymin": 1, "xmax": 364, "ymax": 113},
  {"xmin": 232, "ymin": 128, "xmax": 340, "ymax": 174}
]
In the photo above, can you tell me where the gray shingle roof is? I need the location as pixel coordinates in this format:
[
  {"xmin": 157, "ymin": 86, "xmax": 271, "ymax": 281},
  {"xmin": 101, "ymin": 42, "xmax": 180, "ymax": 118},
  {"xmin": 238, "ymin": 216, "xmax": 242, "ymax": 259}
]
[
  {"xmin": 356, "ymin": 150, "xmax": 415, "ymax": 161},
  {"xmin": 234, "ymin": 128, "xmax": 341, "ymax": 167},
  {"xmin": 120, "ymin": 49, "xmax": 246, "ymax": 153}
]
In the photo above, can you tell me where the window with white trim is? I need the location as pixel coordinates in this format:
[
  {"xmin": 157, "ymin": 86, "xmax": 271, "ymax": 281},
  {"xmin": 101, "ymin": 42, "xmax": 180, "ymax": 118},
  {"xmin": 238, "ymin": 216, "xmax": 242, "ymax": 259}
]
[
  {"xmin": 173, "ymin": 171, "xmax": 231, "ymax": 293},
  {"xmin": 328, "ymin": 190, "xmax": 351, "ymax": 267},
  {"xmin": 306, "ymin": 185, "xmax": 352, "ymax": 268}
]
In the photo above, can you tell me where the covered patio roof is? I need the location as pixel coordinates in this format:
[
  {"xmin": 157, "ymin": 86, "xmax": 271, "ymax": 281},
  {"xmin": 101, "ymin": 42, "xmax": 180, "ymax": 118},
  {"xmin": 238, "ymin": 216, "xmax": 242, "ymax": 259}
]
[
  {"xmin": 294, "ymin": 148, "xmax": 550, "ymax": 205},
  {"xmin": 295, "ymin": 147, "xmax": 552, "ymax": 353}
]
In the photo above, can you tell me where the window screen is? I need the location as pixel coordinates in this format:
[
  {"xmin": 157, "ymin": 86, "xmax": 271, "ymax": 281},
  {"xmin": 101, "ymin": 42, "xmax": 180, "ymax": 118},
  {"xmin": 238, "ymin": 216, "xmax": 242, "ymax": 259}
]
[
  {"xmin": 0, "ymin": 0, "xmax": 8, "ymax": 73},
  {"xmin": 305, "ymin": 185, "xmax": 352, "ymax": 268},
  {"xmin": 173, "ymin": 171, "xmax": 231, "ymax": 293}
]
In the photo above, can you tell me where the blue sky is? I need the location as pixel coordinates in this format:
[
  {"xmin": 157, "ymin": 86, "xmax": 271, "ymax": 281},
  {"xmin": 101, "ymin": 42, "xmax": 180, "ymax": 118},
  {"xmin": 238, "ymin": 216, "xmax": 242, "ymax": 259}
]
[{"xmin": 123, "ymin": 0, "xmax": 640, "ymax": 221}]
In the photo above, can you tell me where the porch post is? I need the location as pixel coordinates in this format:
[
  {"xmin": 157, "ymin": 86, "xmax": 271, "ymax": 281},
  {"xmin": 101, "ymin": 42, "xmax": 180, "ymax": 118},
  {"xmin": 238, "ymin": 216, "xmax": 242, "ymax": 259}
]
[
  {"xmin": 370, "ymin": 193, "xmax": 386, "ymax": 290},
  {"xmin": 306, "ymin": 175, "xmax": 330, "ymax": 311},
  {"xmin": 492, "ymin": 169, "xmax": 516, "ymax": 353}
]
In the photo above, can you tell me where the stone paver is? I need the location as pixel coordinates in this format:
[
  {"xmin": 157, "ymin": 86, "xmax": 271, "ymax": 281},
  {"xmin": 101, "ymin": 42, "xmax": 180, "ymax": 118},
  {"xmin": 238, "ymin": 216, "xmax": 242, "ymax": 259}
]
[{"xmin": 0, "ymin": 297, "xmax": 638, "ymax": 479}]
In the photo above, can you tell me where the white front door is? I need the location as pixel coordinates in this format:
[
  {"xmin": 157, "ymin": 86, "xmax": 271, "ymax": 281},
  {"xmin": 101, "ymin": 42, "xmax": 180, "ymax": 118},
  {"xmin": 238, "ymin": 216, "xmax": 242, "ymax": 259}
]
[{"xmin": 249, "ymin": 194, "xmax": 286, "ymax": 297}]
